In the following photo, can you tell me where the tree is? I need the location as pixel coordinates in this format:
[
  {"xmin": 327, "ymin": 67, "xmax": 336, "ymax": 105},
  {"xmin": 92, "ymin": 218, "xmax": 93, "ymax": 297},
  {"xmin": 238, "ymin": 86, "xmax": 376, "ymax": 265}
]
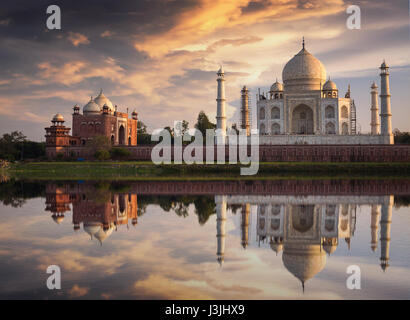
[
  {"xmin": 94, "ymin": 149, "xmax": 110, "ymax": 160},
  {"xmin": 0, "ymin": 131, "xmax": 27, "ymax": 161},
  {"xmin": 394, "ymin": 129, "xmax": 410, "ymax": 144},
  {"xmin": 86, "ymin": 135, "xmax": 111, "ymax": 154},
  {"xmin": 137, "ymin": 121, "xmax": 154, "ymax": 145},
  {"xmin": 194, "ymin": 111, "xmax": 216, "ymax": 136},
  {"xmin": 137, "ymin": 121, "xmax": 148, "ymax": 135},
  {"xmin": 110, "ymin": 147, "xmax": 131, "ymax": 159}
]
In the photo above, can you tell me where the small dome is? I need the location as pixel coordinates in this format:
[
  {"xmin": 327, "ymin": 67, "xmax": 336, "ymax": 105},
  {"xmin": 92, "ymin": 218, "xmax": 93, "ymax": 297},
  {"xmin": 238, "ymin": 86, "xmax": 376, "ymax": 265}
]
[
  {"xmin": 371, "ymin": 82, "xmax": 378, "ymax": 89},
  {"xmin": 94, "ymin": 224, "xmax": 114, "ymax": 244},
  {"xmin": 217, "ymin": 65, "xmax": 224, "ymax": 74},
  {"xmin": 83, "ymin": 222, "xmax": 101, "ymax": 238},
  {"xmin": 323, "ymin": 79, "xmax": 337, "ymax": 91},
  {"xmin": 52, "ymin": 113, "xmax": 64, "ymax": 122},
  {"xmin": 73, "ymin": 104, "xmax": 80, "ymax": 110},
  {"xmin": 270, "ymin": 242, "xmax": 283, "ymax": 254},
  {"xmin": 270, "ymin": 80, "xmax": 283, "ymax": 92},
  {"xmin": 381, "ymin": 61, "xmax": 388, "ymax": 68},
  {"xmin": 83, "ymin": 98, "xmax": 100, "ymax": 114},
  {"xmin": 94, "ymin": 89, "xmax": 114, "ymax": 112},
  {"xmin": 323, "ymin": 243, "xmax": 337, "ymax": 255},
  {"xmin": 52, "ymin": 214, "xmax": 64, "ymax": 224}
]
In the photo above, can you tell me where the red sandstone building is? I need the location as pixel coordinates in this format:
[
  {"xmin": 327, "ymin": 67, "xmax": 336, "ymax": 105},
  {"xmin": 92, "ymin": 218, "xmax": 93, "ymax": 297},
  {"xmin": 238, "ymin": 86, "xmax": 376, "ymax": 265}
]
[{"xmin": 45, "ymin": 90, "xmax": 138, "ymax": 158}]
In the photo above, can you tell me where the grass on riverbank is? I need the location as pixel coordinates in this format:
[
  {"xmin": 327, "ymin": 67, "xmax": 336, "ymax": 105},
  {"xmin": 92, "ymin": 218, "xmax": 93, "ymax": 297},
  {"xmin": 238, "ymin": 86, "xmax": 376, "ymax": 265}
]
[{"xmin": 4, "ymin": 161, "xmax": 410, "ymax": 181}]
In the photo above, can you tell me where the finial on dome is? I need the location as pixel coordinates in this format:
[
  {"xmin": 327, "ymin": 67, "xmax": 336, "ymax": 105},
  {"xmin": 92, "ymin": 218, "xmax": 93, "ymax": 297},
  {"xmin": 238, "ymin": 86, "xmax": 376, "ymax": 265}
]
[
  {"xmin": 302, "ymin": 281, "xmax": 305, "ymax": 293},
  {"xmin": 302, "ymin": 37, "xmax": 305, "ymax": 49},
  {"xmin": 99, "ymin": 88, "xmax": 103, "ymax": 94}
]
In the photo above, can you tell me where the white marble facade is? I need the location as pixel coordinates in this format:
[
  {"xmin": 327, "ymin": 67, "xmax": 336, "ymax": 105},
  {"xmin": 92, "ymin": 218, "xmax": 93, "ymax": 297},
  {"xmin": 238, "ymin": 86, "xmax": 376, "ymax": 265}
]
[{"xmin": 253, "ymin": 40, "xmax": 393, "ymax": 145}]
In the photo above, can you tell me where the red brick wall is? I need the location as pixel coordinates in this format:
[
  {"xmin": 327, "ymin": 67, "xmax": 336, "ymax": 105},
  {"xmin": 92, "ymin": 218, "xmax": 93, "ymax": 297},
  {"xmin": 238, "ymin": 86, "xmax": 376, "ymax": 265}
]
[{"xmin": 125, "ymin": 145, "xmax": 410, "ymax": 162}]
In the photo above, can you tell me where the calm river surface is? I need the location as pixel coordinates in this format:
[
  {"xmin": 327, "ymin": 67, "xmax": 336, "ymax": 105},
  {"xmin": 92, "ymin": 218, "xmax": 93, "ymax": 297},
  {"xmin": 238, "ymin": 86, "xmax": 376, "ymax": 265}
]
[{"xmin": 1, "ymin": 178, "xmax": 410, "ymax": 299}]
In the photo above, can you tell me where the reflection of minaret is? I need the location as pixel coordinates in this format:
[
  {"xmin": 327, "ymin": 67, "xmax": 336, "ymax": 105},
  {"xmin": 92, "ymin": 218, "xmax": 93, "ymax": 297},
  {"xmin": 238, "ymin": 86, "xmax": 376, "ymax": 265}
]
[
  {"xmin": 216, "ymin": 195, "xmax": 227, "ymax": 266},
  {"xmin": 380, "ymin": 196, "xmax": 393, "ymax": 271},
  {"xmin": 240, "ymin": 203, "xmax": 250, "ymax": 249},
  {"xmin": 370, "ymin": 204, "xmax": 381, "ymax": 252}
]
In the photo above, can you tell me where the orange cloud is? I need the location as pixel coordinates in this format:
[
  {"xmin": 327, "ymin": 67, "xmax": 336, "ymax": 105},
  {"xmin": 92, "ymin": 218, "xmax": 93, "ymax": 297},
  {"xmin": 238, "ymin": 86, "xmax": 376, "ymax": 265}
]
[
  {"xmin": 68, "ymin": 284, "xmax": 89, "ymax": 298},
  {"xmin": 67, "ymin": 32, "xmax": 90, "ymax": 47},
  {"xmin": 134, "ymin": 0, "xmax": 345, "ymax": 57}
]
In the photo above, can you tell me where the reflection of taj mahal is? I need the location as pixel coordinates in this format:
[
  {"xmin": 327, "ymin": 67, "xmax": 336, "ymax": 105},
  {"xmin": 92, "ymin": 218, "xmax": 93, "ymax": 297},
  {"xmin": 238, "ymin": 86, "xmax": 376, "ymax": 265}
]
[{"xmin": 215, "ymin": 195, "xmax": 394, "ymax": 290}]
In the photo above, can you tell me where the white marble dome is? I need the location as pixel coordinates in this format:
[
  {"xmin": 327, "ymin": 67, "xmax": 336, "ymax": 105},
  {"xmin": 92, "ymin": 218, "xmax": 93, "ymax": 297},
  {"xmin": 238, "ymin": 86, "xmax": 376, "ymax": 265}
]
[
  {"xmin": 270, "ymin": 80, "xmax": 283, "ymax": 92},
  {"xmin": 83, "ymin": 98, "xmax": 100, "ymax": 114},
  {"xmin": 94, "ymin": 90, "xmax": 114, "ymax": 112},
  {"xmin": 323, "ymin": 79, "xmax": 337, "ymax": 91},
  {"xmin": 282, "ymin": 244, "xmax": 326, "ymax": 285},
  {"xmin": 83, "ymin": 222, "xmax": 101, "ymax": 238},
  {"xmin": 282, "ymin": 46, "xmax": 326, "ymax": 91}
]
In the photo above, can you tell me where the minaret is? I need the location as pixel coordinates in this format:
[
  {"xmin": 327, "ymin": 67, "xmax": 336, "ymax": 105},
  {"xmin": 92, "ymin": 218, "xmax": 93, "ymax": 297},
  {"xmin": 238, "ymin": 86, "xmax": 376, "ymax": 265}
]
[
  {"xmin": 379, "ymin": 61, "xmax": 393, "ymax": 144},
  {"xmin": 380, "ymin": 196, "xmax": 393, "ymax": 271},
  {"xmin": 370, "ymin": 204, "xmax": 381, "ymax": 252},
  {"xmin": 216, "ymin": 195, "xmax": 227, "ymax": 266},
  {"xmin": 370, "ymin": 82, "xmax": 380, "ymax": 135},
  {"xmin": 240, "ymin": 86, "xmax": 250, "ymax": 136},
  {"xmin": 240, "ymin": 203, "xmax": 250, "ymax": 249},
  {"xmin": 216, "ymin": 66, "xmax": 226, "ymax": 139}
]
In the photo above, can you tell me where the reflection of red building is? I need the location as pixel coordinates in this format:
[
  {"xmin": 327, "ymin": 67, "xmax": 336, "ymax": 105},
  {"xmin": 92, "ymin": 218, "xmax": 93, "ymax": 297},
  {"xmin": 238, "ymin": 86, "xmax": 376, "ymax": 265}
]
[
  {"xmin": 45, "ymin": 183, "xmax": 138, "ymax": 244},
  {"xmin": 45, "ymin": 90, "xmax": 138, "ymax": 159}
]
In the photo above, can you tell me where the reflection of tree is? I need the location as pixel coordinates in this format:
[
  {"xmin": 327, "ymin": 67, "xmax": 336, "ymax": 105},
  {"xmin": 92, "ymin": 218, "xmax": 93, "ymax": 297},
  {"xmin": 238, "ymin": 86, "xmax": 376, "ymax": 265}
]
[
  {"xmin": 394, "ymin": 195, "xmax": 410, "ymax": 208},
  {"xmin": 228, "ymin": 204, "xmax": 242, "ymax": 214},
  {"xmin": 137, "ymin": 195, "xmax": 216, "ymax": 225},
  {"xmin": 194, "ymin": 197, "xmax": 216, "ymax": 225},
  {"xmin": 0, "ymin": 180, "xmax": 45, "ymax": 207}
]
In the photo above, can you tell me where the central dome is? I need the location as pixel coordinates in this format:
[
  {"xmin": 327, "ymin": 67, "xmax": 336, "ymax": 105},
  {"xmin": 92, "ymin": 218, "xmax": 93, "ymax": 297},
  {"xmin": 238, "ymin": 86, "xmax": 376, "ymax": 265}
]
[
  {"xmin": 94, "ymin": 89, "xmax": 114, "ymax": 112},
  {"xmin": 282, "ymin": 244, "xmax": 326, "ymax": 286},
  {"xmin": 282, "ymin": 46, "xmax": 326, "ymax": 92}
]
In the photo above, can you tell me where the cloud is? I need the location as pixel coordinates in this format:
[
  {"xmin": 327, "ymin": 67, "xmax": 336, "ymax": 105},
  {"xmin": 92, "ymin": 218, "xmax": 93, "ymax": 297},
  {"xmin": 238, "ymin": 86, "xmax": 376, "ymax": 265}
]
[
  {"xmin": 68, "ymin": 284, "xmax": 89, "ymax": 298},
  {"xmin": 67, "ymin": 32, "xmax": 90, "ymax": 47},
  {"xmin": 0, "ymin": 18, "xmax": 11, "ymax": 26},
  {"xmin": 0, "ymin": 0, "xmax": 410, "ymax": 141},
  {"xmin": 101, "ymin": 30, "xmax": 114, "ymax": 38}
]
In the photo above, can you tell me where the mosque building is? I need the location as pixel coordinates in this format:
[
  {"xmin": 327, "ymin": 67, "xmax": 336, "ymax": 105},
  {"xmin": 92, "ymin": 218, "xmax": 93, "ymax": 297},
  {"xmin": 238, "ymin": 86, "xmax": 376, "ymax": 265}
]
[
  {"xmin": 215, "ymin": 39, "xmax": 394, "ymax": 145},
  {"xmin": 45, "ymin": 90, "xmax": 138, "ymax": 158}
]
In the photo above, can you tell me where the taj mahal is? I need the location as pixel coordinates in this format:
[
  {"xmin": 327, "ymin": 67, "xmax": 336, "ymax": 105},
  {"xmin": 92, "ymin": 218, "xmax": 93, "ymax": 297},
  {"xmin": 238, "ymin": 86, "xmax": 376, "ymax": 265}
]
[{"xmin": 216, "ymin": 38, "xmax": 394, "ymax": 145}]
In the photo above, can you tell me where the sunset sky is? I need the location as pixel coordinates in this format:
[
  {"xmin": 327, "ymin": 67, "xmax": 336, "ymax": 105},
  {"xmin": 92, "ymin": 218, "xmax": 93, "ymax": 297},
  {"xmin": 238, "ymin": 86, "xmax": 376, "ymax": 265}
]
[{"xmin": 0, "ymin": 0, "xmax": 409, "ymax": 141}]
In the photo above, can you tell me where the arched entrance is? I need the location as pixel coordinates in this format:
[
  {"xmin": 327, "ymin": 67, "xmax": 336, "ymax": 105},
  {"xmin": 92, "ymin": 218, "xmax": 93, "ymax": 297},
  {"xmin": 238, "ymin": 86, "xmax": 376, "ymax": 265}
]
[
  {"xmin": 292, "ymin": 104, "xmax": 314, "ymax": 134},
  {"xmin": 325, "ymin": 122, "xmax": 335, "ymax": 134},
  {"xmin": 291, "ymin": 205, "xmax": 315, "ymax": 233},
  {"xmin": 119, "ymin": 125, "xmax": 125, "ymax": 145}
]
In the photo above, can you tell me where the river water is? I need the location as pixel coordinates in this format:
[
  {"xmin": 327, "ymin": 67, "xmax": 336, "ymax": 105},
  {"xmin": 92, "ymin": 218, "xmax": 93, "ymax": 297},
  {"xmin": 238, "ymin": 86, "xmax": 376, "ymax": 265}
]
[{"xmin": 0, "ymin": 178, "xmax": 409, "ymax": 299}]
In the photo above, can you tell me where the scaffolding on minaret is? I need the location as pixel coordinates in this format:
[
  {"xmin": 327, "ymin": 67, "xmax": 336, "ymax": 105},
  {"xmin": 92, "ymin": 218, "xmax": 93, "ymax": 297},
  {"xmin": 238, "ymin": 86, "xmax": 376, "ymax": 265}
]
[
  {"xmin": 350, "ymin": 100, "xmax": 357, "ymax": 134},
  {"xmin": 239, "ymin": 86, "xmax": 252, "ymax": 135}
]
